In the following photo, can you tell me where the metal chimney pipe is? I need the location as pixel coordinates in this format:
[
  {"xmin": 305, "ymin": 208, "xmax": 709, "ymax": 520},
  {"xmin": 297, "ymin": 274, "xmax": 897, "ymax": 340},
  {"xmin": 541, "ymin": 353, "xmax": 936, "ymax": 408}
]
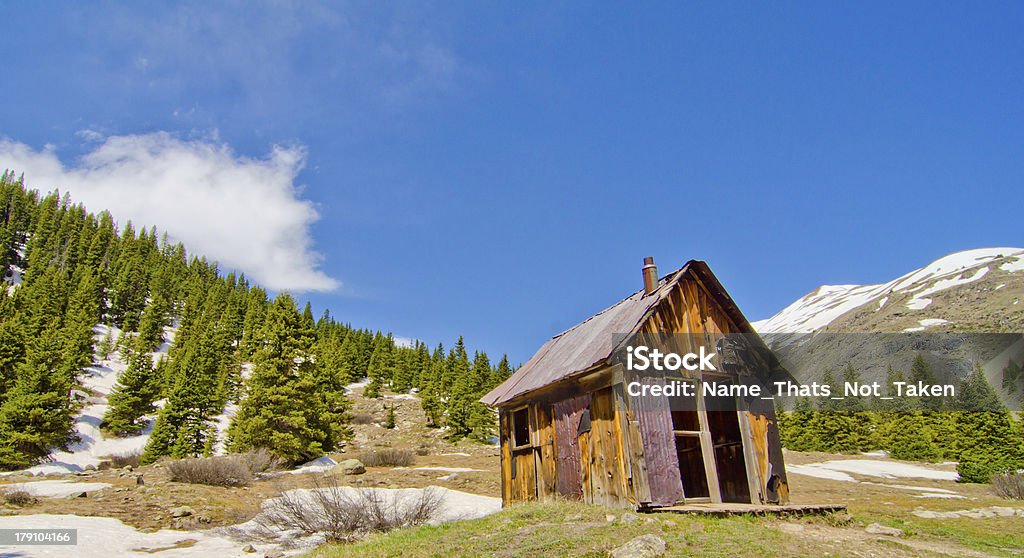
[{"xmin": 642, "ymin": 256, "xmax": 658, "ymax": 295}]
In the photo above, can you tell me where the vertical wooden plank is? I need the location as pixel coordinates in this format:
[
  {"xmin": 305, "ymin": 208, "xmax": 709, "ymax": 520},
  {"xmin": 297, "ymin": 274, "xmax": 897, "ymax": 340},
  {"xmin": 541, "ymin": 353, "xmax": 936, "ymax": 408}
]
[
  {"xmin": 589, "ymin": 390, "xmax": 607, "ymax": 506},
  {"xmin": 553, "ymin": 394, "xmax": 589, "ymax": 500},
  {"xmin": 535, "ymin": 402, "xmax": 558, "ymax": 501},
  {"xmin": 591, "ymin": 387, "xmax": 625, "ymax": 507},
  {"xmin": 499, "ymin": 409, "xmax": 513, "ymax": 505},
  {"xmin": 612, "ymin": 383, "xmax": 640, "ymax": 506},
  {"xmin": 633, "ymin": 375, "xmax": 684, "ymax": 506},
  {"xmin": 695, "ymin": 386, "xmax": 723, "ymax": 503},
  {"xmin": 579, "ymin": 429, "xmax": 592, "ymax": 503}
]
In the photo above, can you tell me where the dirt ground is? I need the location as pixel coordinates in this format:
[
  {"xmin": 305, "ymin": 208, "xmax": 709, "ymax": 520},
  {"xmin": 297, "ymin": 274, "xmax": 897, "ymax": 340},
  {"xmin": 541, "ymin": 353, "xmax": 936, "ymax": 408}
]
[
  {"xmin": 0, "ymin": 386, "xmax": 502, "ymax": 531},
  {"xmin": 2, "ymin": 388, "xmax": 1021, "ymax": 558}
]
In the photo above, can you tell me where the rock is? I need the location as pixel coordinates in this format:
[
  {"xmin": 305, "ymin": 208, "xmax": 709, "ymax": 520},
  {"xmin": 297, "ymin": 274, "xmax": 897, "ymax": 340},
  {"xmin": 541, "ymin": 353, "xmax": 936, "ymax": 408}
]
[
  {"xmin": 170, "ymin": 506, "xmax": 194, "ymax": 518},
  {"xmin": 605, "ymin": 514, "xmax": 617, "ymax": 522},
  {"xmin": 242, "ymin": 544, "xmax": 257, "ymax": 553},
  {"xmin": 865, "ymin": 523, "xmax": 903, "ymax": 537},
  {"xmin": 333, "ymin": 459, "xmax": 366, "ymax": 475},
  {"xmin": 990, "ymin": 507, "xmax": 1016, "ymax": 517},
  {"xmin": 619, "ymin": 512, "xmax": 640, "ymax": 524},
  {"xmin": 85, "ymin": 464, "xmax": 97, "ymax": 471},
  {"xmin": 263, "ymin": 552, "xmax": 284, "ymax": 558},
  {"xmin": 611, "ymin": 534, "xmax": 667, "ymax": 558},
  {"xmin": 564, "ymin": 513, "xmax": 582, "ymax": 522}
]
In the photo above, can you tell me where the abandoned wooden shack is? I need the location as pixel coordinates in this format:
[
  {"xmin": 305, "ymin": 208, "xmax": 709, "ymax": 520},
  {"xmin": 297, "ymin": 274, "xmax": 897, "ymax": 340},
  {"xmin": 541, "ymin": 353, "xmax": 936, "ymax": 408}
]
[{"xmin": 481, "ymin": 258, "xmax": 793, "ymax": 510}]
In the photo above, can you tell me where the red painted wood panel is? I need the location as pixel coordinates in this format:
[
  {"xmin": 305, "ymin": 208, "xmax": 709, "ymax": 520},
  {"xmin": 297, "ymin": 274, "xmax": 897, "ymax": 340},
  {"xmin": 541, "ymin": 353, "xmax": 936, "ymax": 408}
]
[{"xmin": 552, "ymin": 393, "xmax": 590, "ymax": 499}]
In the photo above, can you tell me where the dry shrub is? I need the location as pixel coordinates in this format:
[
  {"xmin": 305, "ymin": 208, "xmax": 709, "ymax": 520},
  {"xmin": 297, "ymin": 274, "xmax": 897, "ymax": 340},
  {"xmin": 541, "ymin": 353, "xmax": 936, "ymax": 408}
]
[
  {"xmin": 167, "ymin": 455, "xmax": 253, "ymax": 487},
  {"xmin": 2, "ymin": 487, "xmax": 37, "ymax": 506},
  {"xmin": 360, "ymin": 448, "xmax": 414, "ymax": 467},
  {"xmin": 239, "ymin": 448, "xmax": 285, "ymax": 474},
  {"xmin": 108, "ymin": 449, "xmax": 141, "ymax": 468},
  {"xmin": 992, "ymin": 471, "xmax": 1024, "ymax": 500},
  {"xmin": 256, "ymin": 477, "xmax": 442, "ymax": 543},
  {"xmin": 351, "ymin": 414, "xmax": 375, "ymax": 425}
]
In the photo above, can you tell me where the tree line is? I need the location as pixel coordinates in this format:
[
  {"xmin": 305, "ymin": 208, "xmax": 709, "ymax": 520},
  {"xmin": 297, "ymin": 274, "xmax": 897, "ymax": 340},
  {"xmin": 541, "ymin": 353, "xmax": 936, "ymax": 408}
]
[
  {"xmin": 0, "ymin": 172, "xmax": 512, "ymax": 469},
  {"xmin": 777, "ymin": 354, "xmax": 1024, "ymax": 483}
]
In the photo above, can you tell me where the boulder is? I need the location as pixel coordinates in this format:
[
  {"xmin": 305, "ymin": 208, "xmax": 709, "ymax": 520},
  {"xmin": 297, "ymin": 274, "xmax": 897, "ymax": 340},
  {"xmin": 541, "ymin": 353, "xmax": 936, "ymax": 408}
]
[
  {"xmin": 170, "ymin": 506, "xmax": 194, "ymax": 518},
  {"xmin": 865, "ymin": 523, "xmax": 903, "ymax": 537},
  {"xmin": 333, "ymin": 459, "xmax": 366, "ymax": 475},
  {"xmin": 611, "ymin": 534, "xmax": 667, "ymax": 558}
]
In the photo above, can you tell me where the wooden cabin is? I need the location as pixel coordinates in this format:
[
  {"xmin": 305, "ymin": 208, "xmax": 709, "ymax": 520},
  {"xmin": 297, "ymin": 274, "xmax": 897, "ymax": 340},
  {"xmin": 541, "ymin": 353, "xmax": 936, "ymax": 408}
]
[{"xmin": 481, "ymin": 258, "xmax": 793, "ymax": 510}]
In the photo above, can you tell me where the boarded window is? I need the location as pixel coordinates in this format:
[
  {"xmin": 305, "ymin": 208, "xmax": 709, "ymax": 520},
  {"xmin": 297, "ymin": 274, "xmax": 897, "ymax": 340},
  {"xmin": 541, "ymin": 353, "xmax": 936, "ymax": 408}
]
[{"xmin": 512, "ymin": 407, "xmax": 530, "ymax": 448}]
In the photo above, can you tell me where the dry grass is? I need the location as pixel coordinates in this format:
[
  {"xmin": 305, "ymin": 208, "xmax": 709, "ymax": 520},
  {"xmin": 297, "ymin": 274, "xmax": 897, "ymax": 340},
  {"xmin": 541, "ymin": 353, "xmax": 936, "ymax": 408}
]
[
  {"xmin": 108, "ymin": 449, "xmax": 142, "ymax": 468},
  {"xmin": 992, "ymin": 471, "xmax": 1024, "ymax": 500},
  {"xmin": 360, "ymin": 448, "xmax": 415, "ymax": 467},
  {"xmin": 166, "ymin": 449, "xmax": 284, "ymax": 487},
  {"xmin": 240, "ymin": 448, "xmax": 286, "ymax": 474},
  {"xmin": 2, "ymin": 487, "xmax": 37, "ymax": 506},
  {"xmin": 257, "ymin": 477, "xmax": 441, "ymax": 543}
]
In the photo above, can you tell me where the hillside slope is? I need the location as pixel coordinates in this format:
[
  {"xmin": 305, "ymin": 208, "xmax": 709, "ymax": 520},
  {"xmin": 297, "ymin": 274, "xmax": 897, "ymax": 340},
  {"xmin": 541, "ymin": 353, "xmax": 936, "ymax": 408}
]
[
  {"xmin": 753, "ymin": 248, "xmax": 1024, "ymax": 341},
  {"xmin": 752, "ymin": 248, "xmax": 1024, "ymax": 398}
]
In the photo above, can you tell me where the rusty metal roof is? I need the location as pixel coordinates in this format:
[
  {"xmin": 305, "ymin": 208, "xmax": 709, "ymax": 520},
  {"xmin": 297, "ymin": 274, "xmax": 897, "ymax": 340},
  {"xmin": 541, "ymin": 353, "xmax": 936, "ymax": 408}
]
[
  {"xmin": 482, "ymin": 261, "xmax": 729, "ymax": 407},
  {"xmin": 481, "ymin": 260, "xmax": 774, "ymax": 407}
]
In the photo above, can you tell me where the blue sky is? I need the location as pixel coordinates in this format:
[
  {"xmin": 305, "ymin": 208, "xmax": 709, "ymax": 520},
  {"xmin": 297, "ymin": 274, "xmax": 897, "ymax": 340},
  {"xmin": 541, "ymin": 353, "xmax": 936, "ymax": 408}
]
[{"xmin": 2, "ymin": 2, "xmax": 1022, "ymax": 363}]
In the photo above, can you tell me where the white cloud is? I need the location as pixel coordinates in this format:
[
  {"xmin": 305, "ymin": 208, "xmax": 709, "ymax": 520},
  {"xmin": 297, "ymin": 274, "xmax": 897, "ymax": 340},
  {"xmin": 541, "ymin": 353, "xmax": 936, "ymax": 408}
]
[{"xmin": 0, "ymin": 132, "xmax": 339, "ymax": 292}]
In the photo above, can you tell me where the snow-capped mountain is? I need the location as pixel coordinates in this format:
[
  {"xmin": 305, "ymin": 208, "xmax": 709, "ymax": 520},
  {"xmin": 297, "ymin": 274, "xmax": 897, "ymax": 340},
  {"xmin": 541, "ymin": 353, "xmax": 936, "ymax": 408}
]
[
  {"xmin": 753, "ymin": 248, "xmax": 1024, "ymax": 342},
  {"xmin": 751, "ymin": 248, "xmax": 1024, "ymax": 400}
]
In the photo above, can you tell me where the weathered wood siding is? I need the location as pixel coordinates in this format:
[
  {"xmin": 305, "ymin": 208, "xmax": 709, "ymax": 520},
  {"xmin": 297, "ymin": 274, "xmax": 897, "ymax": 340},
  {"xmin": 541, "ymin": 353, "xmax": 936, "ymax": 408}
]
[
  {"xmin": 632, "ymin": 374, "xmax": 683, "ymax": 506},
  {"xmin": 629, "ymin": 270, "xmax": 788, "ymax": 506},
  {"xmin": 552, "ymin": 394, "xmax": 589, "ymax": 499},
  {"xmin": 499, "ymin": 407, "xmax": 538, "ymax": 504},
  {"xmin": 534, "ymin": 402, "xmax": 558, "ymax": 501}
]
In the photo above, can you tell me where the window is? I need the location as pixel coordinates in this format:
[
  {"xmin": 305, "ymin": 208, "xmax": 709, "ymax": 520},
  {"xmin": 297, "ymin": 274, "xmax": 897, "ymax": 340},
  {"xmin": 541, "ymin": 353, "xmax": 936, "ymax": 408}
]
[{"xmin": 511, "ymin": 406, "xmax": 531, "ymax": 448}]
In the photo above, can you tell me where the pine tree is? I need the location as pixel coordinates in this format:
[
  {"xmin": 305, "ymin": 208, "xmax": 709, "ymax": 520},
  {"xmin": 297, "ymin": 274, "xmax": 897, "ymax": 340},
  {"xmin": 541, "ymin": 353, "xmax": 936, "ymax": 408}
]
[
  {"xmin": 780, "ymin": 396, "xmax": 816, "ymax": 451},
  {"xmin": 227, "ymin": 293, "xmax": 334, "ymax": 464},
  {"xmin": 0, "ymin": 327, "xmax": 77, "ymax": 470},
  {"xmin": 909, "ymin": 354, "xmax": 943, "ymax": 412},
  {"xmin": 953, "ymin": 363, "xmax": 1024, "ymax": 483},
  {"xmin": 444, "ymin": 337, "xmax": 475, "ymax": 439},
  {"xmin": 103, "ymin": 352, "xmax": 158, "ymax": 436},
  {"xmin": 385, "ymin": 405, "xmax": 396, "ymax": 429}
]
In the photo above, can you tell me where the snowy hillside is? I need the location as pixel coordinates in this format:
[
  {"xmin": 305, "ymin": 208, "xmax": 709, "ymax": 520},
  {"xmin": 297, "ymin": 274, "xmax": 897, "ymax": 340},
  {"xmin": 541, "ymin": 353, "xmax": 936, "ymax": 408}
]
[
  {"xmin": 8, "ymin": 323, "xmax": 236, "ymax": 476},
  {"xmin": 752, "ymin": 248, "xmax": 1024, "ymax": 342}
]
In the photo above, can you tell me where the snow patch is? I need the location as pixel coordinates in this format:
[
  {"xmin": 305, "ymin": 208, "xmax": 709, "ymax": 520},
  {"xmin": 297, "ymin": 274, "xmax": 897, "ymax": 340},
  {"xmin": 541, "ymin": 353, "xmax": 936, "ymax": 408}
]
[
  {"xmin": 5, "ymin": 480, "xmax": 112, "ymax": 498},
  {"xmin": 285, "ymin": 456, "xmax": 338, "ymax": 475},
  {"xmin": 754, "ymin": 248, "xmax": 1023, "ymax": 336},
  {"xmin": 905, "ymin": 297, "xmax": 932, "ymax": 310},
  {"xmin": 1001, "ymin": 257, "xmax": 1024, "ymax": 273},
  {"xmin": 800, "ymin": 459, "xmax": 958, "ymax": 481},
  {"xmin": 0, "ymin": 514, "xmax": 262, "ymax": 557}
]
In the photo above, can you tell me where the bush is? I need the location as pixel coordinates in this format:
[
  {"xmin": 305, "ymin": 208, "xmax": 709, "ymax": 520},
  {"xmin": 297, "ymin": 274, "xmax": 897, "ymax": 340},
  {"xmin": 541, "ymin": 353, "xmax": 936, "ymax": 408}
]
[
  {"xmin": 166, "ymin": 455, "xmax": 254, "ymax": 487},
  {"xmin": 992, "ymin": 472, "xmax": 1024, "ymax": 500},
  {"xmin": 351, "ymin": 414, "xmax": 374, "ymax": 425},
  {"xmin": 239, "ymin": 448, "xmax": 285, "ymax": 474},
  {"xmin": 256, "ymin": 477, "xmax": 441, "ymax": 543},
  {"xmin": 360, "ymin": 448, "xmax": 414, "ymax": 467},
  {"xmin": 108, "ymin": 450, "xmax": 141, "ymax": 468},
  {"xmin": 2, "ymin": 488, "xmax": 36, "ymax": 506}
]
